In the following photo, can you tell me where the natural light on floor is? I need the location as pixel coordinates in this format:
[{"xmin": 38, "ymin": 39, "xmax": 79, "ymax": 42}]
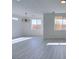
[
  {"xmin": 12, "ymin": 37, "xmax": 32, "ymax": 44},
  {"xmin": 47, "ymin": 43, "xmax": 66, "ymax": 45}
]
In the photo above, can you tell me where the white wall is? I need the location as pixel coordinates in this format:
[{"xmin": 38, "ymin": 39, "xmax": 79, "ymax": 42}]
[
  {"xmin": 12, "ymin": 15, "xmax": 43, "ymax": 38},
  {"xmin": 43, "ymin": 12, "xmax": 66, "ymax": 39},
  {"xmin": 12, "ymin": 17, "xmax": 24, "ymax": 39},
  {"xmin": 12, "ymin": 20, "xmax": 23, "ymax": 38},
  {"xmin": 12, "ymin": 12, "xmax": 65, "ymax": 39}
]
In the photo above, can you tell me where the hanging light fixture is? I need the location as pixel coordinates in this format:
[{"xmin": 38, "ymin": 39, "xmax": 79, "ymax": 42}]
[{"xmin": 61, "ymin": 0, "xmax": 66, "ymax": 4}]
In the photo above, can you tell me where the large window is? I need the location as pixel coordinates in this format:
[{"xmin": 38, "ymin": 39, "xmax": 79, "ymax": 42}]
[
  {"xmin": 31, "ymin": 19, "xmax": 42, "ymax": 30},
  {"xmin": 55, "ymin": 16, "xmax": 66, "ymax": 31}
]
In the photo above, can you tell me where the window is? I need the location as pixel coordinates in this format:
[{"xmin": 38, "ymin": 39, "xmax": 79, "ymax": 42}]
[
  {"xmin": 55, "ymin": 16, "xmax": 66, "ymax": 31},
  {"xmin": 31, "ymin": 19, "xmax": 42, "ymax": 30}
]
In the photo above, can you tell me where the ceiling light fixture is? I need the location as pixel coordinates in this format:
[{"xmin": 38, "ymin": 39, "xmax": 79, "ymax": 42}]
[
  {"xmin": 61, "ymin": 0, "xmax": 66, "ymax": 4},
  {"xmin": 16, "ymin": 0, "xmax": 21, "ymax": 2}
]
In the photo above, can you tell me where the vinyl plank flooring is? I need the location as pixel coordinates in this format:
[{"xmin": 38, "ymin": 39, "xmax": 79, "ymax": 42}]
[{"xmin": 12, "ymin": 37, "xmax": 66, "ymax": 59}]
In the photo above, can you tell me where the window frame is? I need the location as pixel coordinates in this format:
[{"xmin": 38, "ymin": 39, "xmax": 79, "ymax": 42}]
[
  {"xmin": 54, "ymin": 16, "xmax": 66, "ymax": 31},
  {"xmin": 31, "ymin": 19, "xmax": 42, "ymax": 30}
]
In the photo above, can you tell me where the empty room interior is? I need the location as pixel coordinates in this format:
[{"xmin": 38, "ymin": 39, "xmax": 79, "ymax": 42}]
[{"xmin": 12, "ymin": 0, "xmax": 66, "ymax": 59}]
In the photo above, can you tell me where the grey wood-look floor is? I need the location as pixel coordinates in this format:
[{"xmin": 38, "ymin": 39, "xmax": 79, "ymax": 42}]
[{"xmin": 12, "ymin": 37, "xmax": 66, "ymax": 59}]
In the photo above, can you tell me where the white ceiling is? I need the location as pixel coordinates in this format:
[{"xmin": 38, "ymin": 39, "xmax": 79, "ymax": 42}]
[{"xmin": 12, "ymin": 0, "xmax": 66, "ymax": 19}]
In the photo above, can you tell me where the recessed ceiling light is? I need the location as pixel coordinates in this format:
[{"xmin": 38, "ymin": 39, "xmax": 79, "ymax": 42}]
[
  {"xmin": 16, "ymin": 0, "xmax": 21, "ymax": 2},
  {"xmin": 61, "ymin": 0, "xmax": 66, "ymax": 4}
]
